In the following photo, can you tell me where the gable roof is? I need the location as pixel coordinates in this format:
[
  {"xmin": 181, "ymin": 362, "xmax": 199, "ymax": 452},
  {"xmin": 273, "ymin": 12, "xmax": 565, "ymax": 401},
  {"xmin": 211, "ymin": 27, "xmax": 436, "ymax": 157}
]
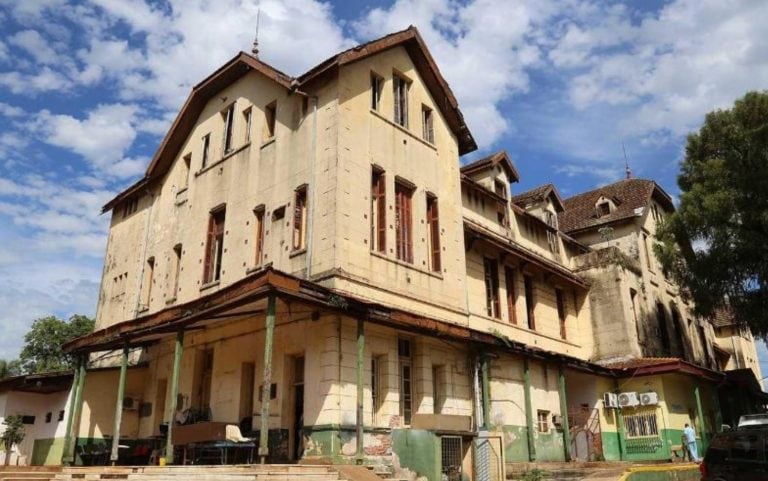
[
  {"xmin": 460, "ymin": 150, "xmax": 520, "ymax": 182},
  {"xmin": 558, "ymin": 178, "xmax": 674, "ymax": 234},
  {"xmin": 511, "ymin": 183, "xmax": 564, "ymax": 212},
  {"xmin": 103, "ymin": 26, "xmax": 476, "ymax": 213}
]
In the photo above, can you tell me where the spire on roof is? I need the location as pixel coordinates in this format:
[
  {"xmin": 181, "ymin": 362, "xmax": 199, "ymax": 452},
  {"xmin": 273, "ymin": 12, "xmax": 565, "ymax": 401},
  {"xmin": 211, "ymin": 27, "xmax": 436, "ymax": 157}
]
[
  {"xmin": 623, "ymin": 142, "xmax": 632, "ymax": 179},
  {"xmin": 251, "ymin": 9, "xmax": 261, "ymax": 58}
]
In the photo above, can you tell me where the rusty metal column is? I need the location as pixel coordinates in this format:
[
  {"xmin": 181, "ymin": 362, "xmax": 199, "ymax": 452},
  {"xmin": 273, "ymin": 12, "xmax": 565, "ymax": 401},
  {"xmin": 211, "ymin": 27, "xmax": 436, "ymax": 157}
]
[
  {"xmin": 164, "ymin": 330, "xmax": 184, "ymax": 464},
  {"xmin": 110, "ymin": 343, "xmax": 130, "ymax": 465},
  {"xmin": 355, "ymin": 318, "xmax": 365, "ymax": 463},
  {"xmin": 62, "ymin": 355, "xmax": 86, "ymax": 465},
  {"xmin": 259, "ymin": 294, "xmax": 277, "ymax": 464}
]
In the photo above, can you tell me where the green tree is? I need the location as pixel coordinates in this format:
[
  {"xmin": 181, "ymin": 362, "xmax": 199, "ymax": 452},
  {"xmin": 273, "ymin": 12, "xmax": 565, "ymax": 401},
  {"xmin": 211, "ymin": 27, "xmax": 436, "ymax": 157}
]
[
  {"xmin": 0, "ymin": 359, "xmax": 22, "ymax": 380},
  {"xmin": 656, "ymin": 91, "xmax": 768, "ymax": 336},
  {"xmin": 17, "ymin": 315, "xmax": 95, "ymax": 374},
  {"xmin": 1, "ymin": 415, "xmax": 25, "ymax": 465}
]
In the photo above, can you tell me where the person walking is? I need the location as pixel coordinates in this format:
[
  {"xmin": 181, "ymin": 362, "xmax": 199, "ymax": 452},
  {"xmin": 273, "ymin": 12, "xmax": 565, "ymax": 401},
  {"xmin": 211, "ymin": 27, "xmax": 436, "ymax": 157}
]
[{"xmin": 683, "ymin": 423, "xmax": 700, "ymax": 462}]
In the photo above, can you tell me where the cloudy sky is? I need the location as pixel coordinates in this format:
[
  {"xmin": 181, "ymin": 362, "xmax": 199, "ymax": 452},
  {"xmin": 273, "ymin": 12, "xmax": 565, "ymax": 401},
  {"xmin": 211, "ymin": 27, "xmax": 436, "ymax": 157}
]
[{"xmin": 0, "ymin": 0, "xmax": 766, "ymax": 374}]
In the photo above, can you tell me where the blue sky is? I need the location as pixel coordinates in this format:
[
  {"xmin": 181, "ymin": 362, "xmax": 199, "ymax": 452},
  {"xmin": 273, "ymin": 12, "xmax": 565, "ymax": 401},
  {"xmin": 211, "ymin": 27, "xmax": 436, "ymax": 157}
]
[{"xmin": 0, "ymin": 0, "xmax": 766, "ymax": 377}]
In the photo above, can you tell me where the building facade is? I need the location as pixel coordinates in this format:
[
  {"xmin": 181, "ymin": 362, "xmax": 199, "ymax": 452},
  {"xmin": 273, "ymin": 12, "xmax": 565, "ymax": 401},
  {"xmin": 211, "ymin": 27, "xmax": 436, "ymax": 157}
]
[{"xmin": 47, "ymin": 26, "xmax": 764, "ymax": 478}]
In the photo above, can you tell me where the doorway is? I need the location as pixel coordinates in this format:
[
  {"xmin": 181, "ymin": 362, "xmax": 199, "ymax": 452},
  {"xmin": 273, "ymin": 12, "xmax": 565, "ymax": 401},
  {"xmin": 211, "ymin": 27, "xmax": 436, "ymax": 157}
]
[{"xmin": 291, "ymin": 355, "xmax": 305, "ymax": 461}]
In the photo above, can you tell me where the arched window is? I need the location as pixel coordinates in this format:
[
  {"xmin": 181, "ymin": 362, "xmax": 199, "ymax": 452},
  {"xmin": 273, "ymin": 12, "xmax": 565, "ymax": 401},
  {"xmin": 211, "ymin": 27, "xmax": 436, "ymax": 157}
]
[{"xmin": 656, "ymin": 302, "xmax": 671, "ymax": 355}]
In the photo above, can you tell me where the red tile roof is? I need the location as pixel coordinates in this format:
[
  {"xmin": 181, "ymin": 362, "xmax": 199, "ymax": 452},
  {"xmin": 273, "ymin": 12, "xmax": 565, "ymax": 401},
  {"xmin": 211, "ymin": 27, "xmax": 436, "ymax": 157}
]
[
  {"xmin": 460, "ymin": 150, "xmax": 520, "ymax": 182},
  {"xmin": 558, "ymin": 179, "xmax": 674, "ymax": 234},
  {"xmin": 511, "ymin": 184, "xmax": 564, "ymax": 212}
]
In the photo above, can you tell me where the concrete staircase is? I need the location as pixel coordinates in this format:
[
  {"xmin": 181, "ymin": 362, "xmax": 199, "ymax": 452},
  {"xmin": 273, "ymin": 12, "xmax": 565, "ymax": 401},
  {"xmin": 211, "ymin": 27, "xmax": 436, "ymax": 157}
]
[
  {"xmin": 52, "ymin": 465, "xmax": 345, "ymax": 481},
  {"xmin": 0, "ymin": 466, "xmax": 60, "ymax": 481}
]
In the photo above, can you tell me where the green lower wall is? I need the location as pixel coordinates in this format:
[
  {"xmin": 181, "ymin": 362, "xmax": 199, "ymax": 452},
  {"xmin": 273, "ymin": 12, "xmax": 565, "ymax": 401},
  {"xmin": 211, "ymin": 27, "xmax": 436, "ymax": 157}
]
[
  {"xmin": 391, "ymin": 430, "xmax": 441, "ymax": 481},
  {"xmin": 601, "ymin": 432, "xmax": 621, "ymax": 461},
  {"xmin": 501, "ymin": 425, "xmax": 566, "ymax": 462},
  {"xmin": 627, "ymin": 468, "xmax": 700, "ymax": 481},
  {"xmin": 31, "ymin": 437, "xmax": 65, "ymax": 466}
]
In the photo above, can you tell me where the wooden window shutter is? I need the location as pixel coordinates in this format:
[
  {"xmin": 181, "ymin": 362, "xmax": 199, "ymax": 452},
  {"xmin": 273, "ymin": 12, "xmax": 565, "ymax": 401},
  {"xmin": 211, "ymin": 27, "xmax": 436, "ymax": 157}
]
[
  {"xmin": 404, "ymin": 189, "xmax": 412, "ymax": 263},
  {"xmin": 393, "ymin": 78, "xmax": 401, "ymax": 125},
  {"xmin": 505, "ymin": 267, "xmax": 517, "ymax": 325},
  {"xmin": 372, "ymin": 171, "xmax": 386, "ymax": 253},
  {"xmin": 428, "ymin": 196, "xmax": 440, "ymax": 272},
  {"xmin": 203, "ymin": 214, "xmax": 215, "ymax": 283}
]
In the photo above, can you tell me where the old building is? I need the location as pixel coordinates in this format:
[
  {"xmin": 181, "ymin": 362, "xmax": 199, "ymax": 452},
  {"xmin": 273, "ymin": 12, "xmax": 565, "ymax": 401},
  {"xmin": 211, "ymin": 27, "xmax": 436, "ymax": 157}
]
[{"xmin": 47, "ymin": 26, "xmax": 764, "ymax": 479}]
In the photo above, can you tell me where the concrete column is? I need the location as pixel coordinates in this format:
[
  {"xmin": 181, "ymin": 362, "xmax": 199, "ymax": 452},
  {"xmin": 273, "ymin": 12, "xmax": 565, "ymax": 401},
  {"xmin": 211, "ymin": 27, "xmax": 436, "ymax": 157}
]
[
  {"xmin": 63, "ymin": 355, "xmax": 87, "ymax": 465},
  {"xmin": 110, "ymin": 344, "xmax": 130, "ymax": 464},
  {"xmin": 557, "ymin": 366, "xmax": 571, "ymax": 461},
  {"xmin": 694, "ymin": 384, "xmax": 708, "ymax": 449},
  {"xmin": 164, "ymin": 330, "xmax": 184, "ymax": 464},
  {"xmin": 356, "ymin": 318, "xmax": 365, "ymax": 463},
  {"xmin": 523, "ymin": 358, "xmax": 536, "ymax": 461},
  {"xmin": 480, "ymin": 356, "xmax": 491, "ymax": 430},
  {"xmin": 259, "ymin": 294, "xmax": 277, "ymax": 463}
]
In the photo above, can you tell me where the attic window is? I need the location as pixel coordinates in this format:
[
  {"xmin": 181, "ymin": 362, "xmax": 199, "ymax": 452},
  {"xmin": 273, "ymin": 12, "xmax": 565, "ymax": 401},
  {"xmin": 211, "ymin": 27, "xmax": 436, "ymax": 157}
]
[{"xmin": 596, "ymin": 200, "xmax": 612, "ymax": 217}]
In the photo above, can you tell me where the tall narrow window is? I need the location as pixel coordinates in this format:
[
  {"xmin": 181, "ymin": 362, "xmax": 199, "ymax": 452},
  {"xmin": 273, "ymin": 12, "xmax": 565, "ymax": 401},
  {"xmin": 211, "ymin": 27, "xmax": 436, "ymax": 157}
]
[
  {"xmin": 264, "ymin": 101, "xmax": 276, "ymax": 141},
  {"xmin": 393, "ymin": 74, "xmax": 409, "ymax": 127},
  {"xmin": 630, "ymin": 288, "xmax": 640, "ymax": 341},
  {"xmin": 484, "ymin": 257, "xmax": 500, "ymax": 318},
  {"xmin": 181, "ymin": 154, "xmax": 191, "ymax": 190},
  {"xmin": 243, "ymin": 107, "xmax": 252, "ymax": 144},
  {"xmin": 254, "ymin": 206, "xmax": 265, "ymax": 266},
  {"xmin": 643, "ymin": 233, "xmax": 653, "ymax": 272},
  {"xmin": 371, "ymin": 168, "xmax": 386, "ymax": 253},
  {"xmin": 203, "ymin": 207, "xmax": 226, "ymax": 284},
  {"xmin": 524, "ymin": 275, "xmax": 536, "ymax": 330},
  {"xmin": 398, "ymin": 339, "xmax": 413, "ymax": 425},
  {"xmin": 371, "ymin": 356, "xmax": 382, "ymax": 424},
  {"xmin": 505, "ymin": 267, "xmax": 517, "ymax": 324},
  {"xmin": 370, "ymin": 72, "xmax": 383, "ymax": 111},
  {"xmin": 141, "ymin": 257, "xmax": 155, "ymax": 309},
  {"xmin": 201, "ymin": 134, "xmax": 211, "ymax": 169},
  {"xmin": 698, "ymin": 324, "xmax": 712, "ymax": 367},
  {"xmin": 171, "ymin": 244, "xmax": 182, "ymax": 299},
  {"xmin": 497, "ymin": 202, "xmax": 508, "ymax": 227},
  {"xmin": 395, "ymin": 181, "xmax": 413, "ymax": 263},
  {"xmin": 222, "ymin": 104, "xmax": 235, "ymax": 154},
  {"xmin": 421, "ymin": 105, "xmax": 434, "ymax": 143},
  {"xmin": 556, "ymin": 288, "xmax": 567, "ymax": 339},
  {"xmin": 495, "ymin": 180, "xmax": 507, "ymax": 198},
  {"xmin": 293, "ymin": 186, "xmax": 308, "ymax": 251},
  {"xmin": 657, "ymin": 302, "xmax": 670, "ymax": 354},
  {"xmin": 426, "ymin": 194, "xmax": 440, "ymax": 272}
]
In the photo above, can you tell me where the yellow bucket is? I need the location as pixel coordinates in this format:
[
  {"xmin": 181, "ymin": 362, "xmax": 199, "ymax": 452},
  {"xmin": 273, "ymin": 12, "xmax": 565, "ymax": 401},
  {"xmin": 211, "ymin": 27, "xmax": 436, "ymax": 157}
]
[{"xmin": 158, "ymin": 457, "xmax": 166, "ymax": 466}]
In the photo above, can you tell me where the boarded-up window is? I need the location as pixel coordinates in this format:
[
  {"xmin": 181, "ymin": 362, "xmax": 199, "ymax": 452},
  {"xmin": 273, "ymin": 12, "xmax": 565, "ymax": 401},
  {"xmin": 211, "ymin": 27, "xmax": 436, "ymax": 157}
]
[
  {"xmin": 222, "ymin": 103, "xmax": 235, "ymax": 154},
  {"xmin": 141, "ymin": 257, "xmax": 154, "ymax": 309},
  {"xmin": 171, "ymin": 245, "xmax": 182, "ymax": 299},
  {"xmin": 421, "ymin": 105, "xmax": 434, "ymax": 143},
  {"xmin": 484, "ymin": 257, "xmax": 500, "ymax": 319},
  {"xmin": 264, "ymin": 101, "xmax": 276, "ymax": 140},
  {"xmin": 371, "ymin": 72, "xmax": 383, "ymax": 111},
  {"xmin": 524, "ymin": 275, "xmax": 536, "ymax": 330},
  {"xmin": 201, "ymin": 134, "xmax": 210, "ymax": 168},
  {"xmin": 371, "ymin": 168, "xmax": 386, "ymax": 253},
  {"xmin": 395, "ymin": 181, "xmax": 414, "ymax": 263},
  {"xmin": 254, "ymin": 206, "xmax": 265, "ymax": 265},
  {"xmin": 426, "ymin": 194, "xmax": 440, "ymax": 272},
  {"xmin": 243, "ymin": 107, "xmax": 252, "ymax": 144},
  {"xmin": 293, "ymin": 186, "xmax": 308, "ymax": 251},
  {"xmin": 203, "ymin": 207, "xmax": 226, "ymax": 284},
  {"xmin": 181, "ymin": 154, "xmax": 191, "ymax": 190},
  {"xmin": 393, "ymin": 74, "xmax": 409, "ymax": 127},
  {"xmin": 556, "ymin": 288, "xmax": 567, "ymax": 339},
  {"xmin": 505, "ymin": 267, "xmax": 517, "ymax": 325}
]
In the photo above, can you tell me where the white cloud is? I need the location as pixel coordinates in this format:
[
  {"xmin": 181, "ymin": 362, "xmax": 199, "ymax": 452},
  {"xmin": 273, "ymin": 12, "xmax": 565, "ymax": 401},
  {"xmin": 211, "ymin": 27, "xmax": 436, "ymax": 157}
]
[
  {"xmin": 35, "ymin": 103, "xmax": 140, "ymax": 177},
  {"xmin": 8, "ymin": 29, "xmax": 60, "ymax": 65},
  {"xmin": 0, "ymin": 102, "xmax": 24, "ymax": 117},
  {"xmin": 0, "ymin": 67, "xmax": 68, "ymax": 94}
]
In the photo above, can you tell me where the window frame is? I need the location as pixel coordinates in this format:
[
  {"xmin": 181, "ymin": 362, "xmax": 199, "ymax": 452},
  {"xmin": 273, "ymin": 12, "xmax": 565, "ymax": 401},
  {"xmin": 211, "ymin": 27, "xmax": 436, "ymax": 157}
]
[
  {"xmin": 254, "ymin": 205, "xmax": 265, "ymax": 266},
  {"xmin": 203, "ymin": 206, "xmax": 226, "ymax": 284},
  {"xmin": 505, "ymin": 266, "xmax": 517, "ymax": 325},
  {"xmin": 398, "ymin": 338, "xmax": 413, "ymax": 425},
  {"xmin": 243, "ymin": 107, "xmax": 253, "ymax": 144},
  {"xmin": 421, "ymin": 104, "xmax": 434, "ymax": 143},
  {"xmin": 524, "ymin": 274, "xmax": 536, "ymax": 330},
  {"xmin": 292, "ymin": 185, "xmax": 308, "ymax": 251},
  {"xmin": 371, "ymin": 167, "xmax": 386, "ymax": 253},
  {"xmin": 221, "ymin": 103, "xmax": 235, "ymax": 155},
  {"xmin": 484, "ymin": 257, "xmax": 501, "ymax": 319},
  {"xmin": 393, "ymin": 73, "xmax": 409, "ymax": 127},
  {"xmin": 201, "ymin": 133, "xmax": 211, "ymax": 169},
  {"xmin": 370, "ymin": 72, "xmax": 383, "ymax": 111},
  {"xmin": 426, "ymin": 193, "xmax": 441, "ymax": 272},
  {"xmin": 395, "ymin": 180, "xmax": 414, "ymax": 263},
  {"xmin": 556, "ymin": 288, "xmax": 567, "ymax": 340},
  {"xmin": 264, "ymin": 101, "xmax": 277, "ymax": 142},
  {"xmin": 171, "ymin": 244, "xmax": 182, "ymax": 299},
  {"xmin": 537, "ymin": 410, "xmax": 550, "ymax": 433}
]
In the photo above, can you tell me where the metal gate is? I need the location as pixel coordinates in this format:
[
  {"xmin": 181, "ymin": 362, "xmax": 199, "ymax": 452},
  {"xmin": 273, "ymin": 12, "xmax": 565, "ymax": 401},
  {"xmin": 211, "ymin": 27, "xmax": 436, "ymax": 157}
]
[
  {"xmin": 474, "ymin": 435, "xmax": 504, "ymax": 481},
  {"xmin": 441, "ymin": 436, "xmax": 463, "ymax": 481},
  {"xmin": 569, "ymin": 407, "xmax": 603, "ymax": 461}
]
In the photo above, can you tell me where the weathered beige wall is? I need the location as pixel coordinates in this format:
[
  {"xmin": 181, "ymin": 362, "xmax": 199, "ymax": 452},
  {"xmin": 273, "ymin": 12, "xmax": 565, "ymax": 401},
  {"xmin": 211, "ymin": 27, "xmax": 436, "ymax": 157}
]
[{"xmin": 78, "ymin": 367, "xmax": 148, "ymax": 439}]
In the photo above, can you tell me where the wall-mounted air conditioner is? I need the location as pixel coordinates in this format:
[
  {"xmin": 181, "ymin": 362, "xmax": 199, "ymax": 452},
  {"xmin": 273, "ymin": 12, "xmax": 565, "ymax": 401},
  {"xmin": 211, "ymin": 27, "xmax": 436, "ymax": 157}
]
[
  {"xmin": 123, "ymin": 396, "xmax": 140, "ymax": 411},
  {"xmin": 603, "ymin": 392, "xmax": 619, "ymax": 409},
  {"xmin": 618, "ymin": 392, "xmax": 640, "ymax": 408},
  {"xmin": 640, "ymin": 391, "xmax": 659, "ymax": 406}
]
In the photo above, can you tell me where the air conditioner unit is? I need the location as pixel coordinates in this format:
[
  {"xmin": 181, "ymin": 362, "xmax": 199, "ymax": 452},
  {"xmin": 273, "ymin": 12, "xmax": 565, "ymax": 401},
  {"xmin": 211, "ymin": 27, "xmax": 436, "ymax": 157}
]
[
  {"xmin": 618, "ymin": 392, "xmax": 640, "ymax": 407},
  {"xmin": 122, "ymin": 396, "xmax": 139, "ymax": 411},
  {"xmin": 552, "ymin": 414, "xmax": 563, "ymax": 427},
  {"xmin": 603, "ymin": 392, "xmax": 619, "ymax": 409},
  {"xmin": 640, "ymin": 391, "xmax": 659, "ymax": 406}
]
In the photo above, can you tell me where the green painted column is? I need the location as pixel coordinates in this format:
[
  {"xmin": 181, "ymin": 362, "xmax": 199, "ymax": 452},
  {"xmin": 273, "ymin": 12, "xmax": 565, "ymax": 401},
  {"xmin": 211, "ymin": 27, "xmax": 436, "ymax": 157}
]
[
  {"xmin": 62, "ymin": 355, "xmax": 86, "ymax": 465},
  {"xmin": 164, "ymin": 330, "xmax": 184, "ymax": 464},
  {"xmin": 480, "ymin": 356, "xmax": 491, "ymax": 430},
  {"xmin": 259, "ymin": 294, "xmax": 277, "ymax": 464},
  {"xmin": 356, "ymin": 318, "xmax": 365, "ymax": 463},
  {"xmin": 110, "ymin": 344, "xmax": 130, "ymax": 464},
  {"xmin": 694, "ymin": 384, "xmax": 708, "ymax": 450},
  {"xmin": 614, "ymin": 380, "xmax": 626, "ymax": 461},
  {"xmin": 557, "ymin": 366, "xmax": 571, "ymax": 461},
  {"xmin": 523, "ymin": 358, "xmax": 536, "ymax": 461}
]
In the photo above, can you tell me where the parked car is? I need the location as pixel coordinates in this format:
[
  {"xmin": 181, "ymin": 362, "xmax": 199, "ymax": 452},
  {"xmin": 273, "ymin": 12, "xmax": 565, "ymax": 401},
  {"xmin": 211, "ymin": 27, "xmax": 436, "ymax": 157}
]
[{"xmin": 701, "ymin": 428, "xmax": 768, "ymax": 481}]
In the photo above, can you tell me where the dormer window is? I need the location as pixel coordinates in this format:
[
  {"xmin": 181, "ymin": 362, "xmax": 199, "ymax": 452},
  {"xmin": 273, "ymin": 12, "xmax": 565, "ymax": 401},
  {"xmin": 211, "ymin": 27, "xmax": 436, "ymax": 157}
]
[{"xmin": 595, "ymin": 196, "xmax": 614, "ymax": 217}]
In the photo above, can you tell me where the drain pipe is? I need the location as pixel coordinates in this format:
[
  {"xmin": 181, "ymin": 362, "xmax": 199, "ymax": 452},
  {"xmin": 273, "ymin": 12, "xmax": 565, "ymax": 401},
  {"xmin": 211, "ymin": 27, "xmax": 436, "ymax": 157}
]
[{"xmin": 305, "ymin": 96, "xmax": 318, "ymax": 279}]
